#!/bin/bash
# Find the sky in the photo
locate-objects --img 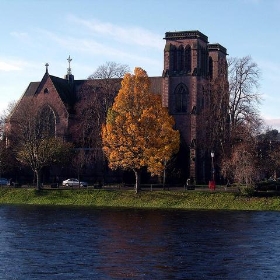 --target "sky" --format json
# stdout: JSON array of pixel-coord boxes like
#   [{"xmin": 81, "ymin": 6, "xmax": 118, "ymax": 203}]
[{"xmin": 1, "ymin": 0, "xmax": 280, "ymax": 130}]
